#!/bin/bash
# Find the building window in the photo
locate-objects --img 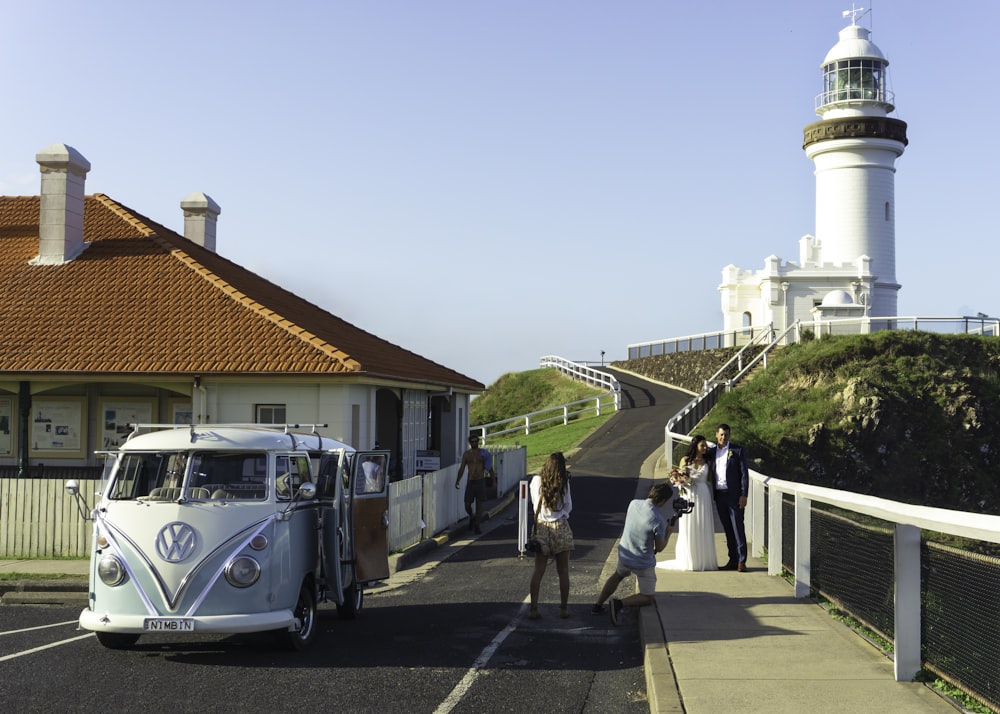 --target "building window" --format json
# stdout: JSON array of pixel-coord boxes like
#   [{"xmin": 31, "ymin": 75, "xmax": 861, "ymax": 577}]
[
  {"xmin": 885, "ymin": 201, "xmax": 891, "ymax": 221},
  {"xmin": 256, "ymin": 404, "xmax": 286, "ymax": 424}
]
